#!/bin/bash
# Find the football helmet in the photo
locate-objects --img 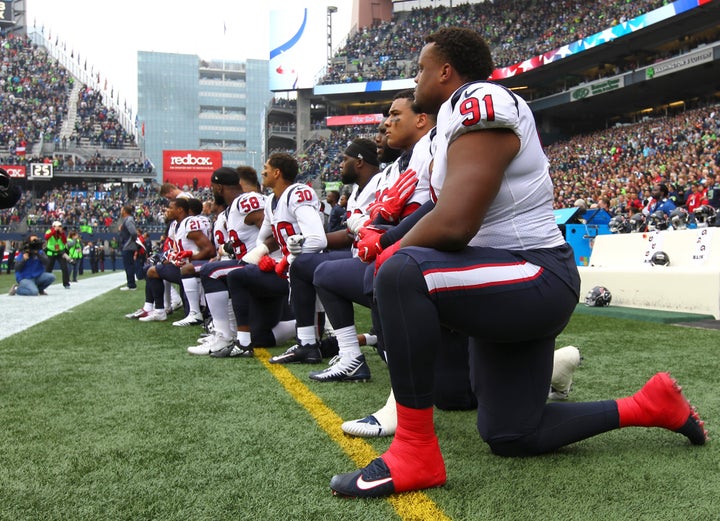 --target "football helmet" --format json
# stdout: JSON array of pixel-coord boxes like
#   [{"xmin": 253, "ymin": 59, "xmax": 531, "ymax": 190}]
[
  {"xmin": 646, "ymin": 210, "xmax": 669, "ymax": 231},
  {"xmin": 669, "ymin": 207, "xmax": 690, "ymax": 230},
  {"xmin": 584, "ymin": 286, "xmax": 612, "ymax": 307},
  {"xmin": 608, "ymin": 215, "xmax": 631, "ymax": 234},
  {"xmin": 628, "ymin": 213, "xmax": 646, "ymax": 233},
  {"xmin": 650, "ymin": 251, "xmax": 670, "ymax": 266},
  {"xmin": 693, "ymin": 205, "xmax": 717, "ymax": 227}
]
